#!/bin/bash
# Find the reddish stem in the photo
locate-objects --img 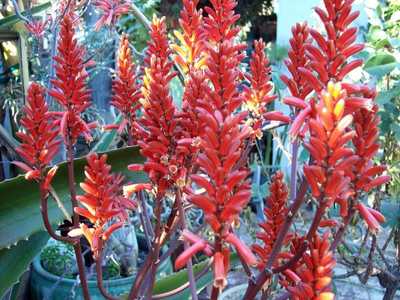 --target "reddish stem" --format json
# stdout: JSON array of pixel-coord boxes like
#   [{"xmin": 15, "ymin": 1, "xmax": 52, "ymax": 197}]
[
  {"xmin": 144, "ymin": 195, "xmax": 163, "ymax": 298},
  {"xmin": 39, "ymin": 185, "xmax": 76, "ymax": 243},
  {"xmin": 176, "ymin": 189, "xmax": 198, "ymax": 300},
  {"xmin": 66, "ymin": 140, "xmax": 91, "ymax": 300},
  {"xmin": 96, "ymin": 246, "xmax": 119, "ymax": 300},
  {"xmin": 210, "ymin": 286, "xmax": 220, "ymax": 300}
]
